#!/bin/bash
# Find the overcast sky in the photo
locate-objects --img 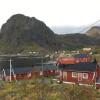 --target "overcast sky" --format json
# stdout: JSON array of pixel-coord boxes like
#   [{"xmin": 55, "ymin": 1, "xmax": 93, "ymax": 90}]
[{"xmin": 0, "ymin": 0, "xmax": 100, "ymax": 29}]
